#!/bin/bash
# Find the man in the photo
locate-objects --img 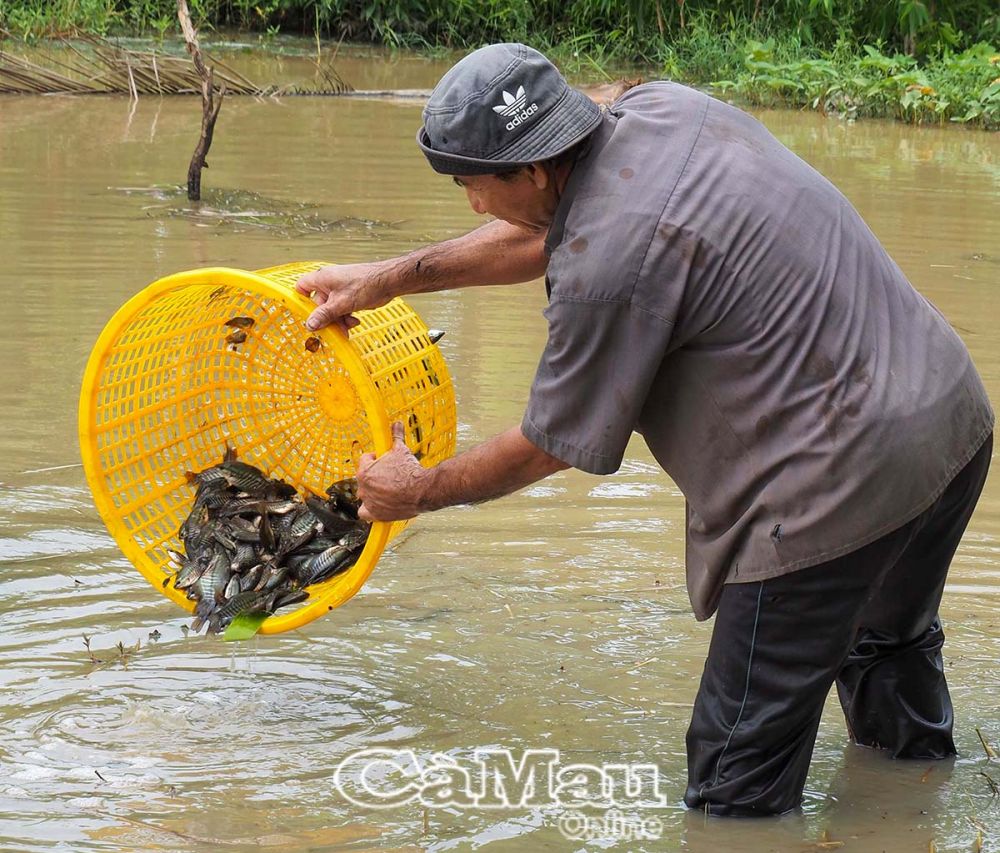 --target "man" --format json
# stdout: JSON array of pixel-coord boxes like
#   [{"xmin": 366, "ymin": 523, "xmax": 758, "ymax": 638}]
[{"xmin": 296, "ymin": 43, "xmax": 994, "ymax": 816}]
